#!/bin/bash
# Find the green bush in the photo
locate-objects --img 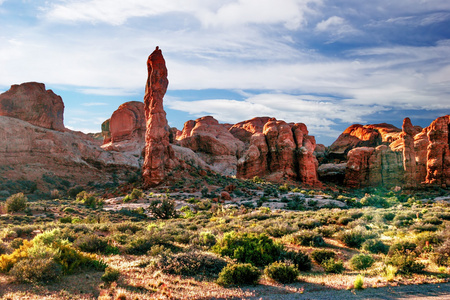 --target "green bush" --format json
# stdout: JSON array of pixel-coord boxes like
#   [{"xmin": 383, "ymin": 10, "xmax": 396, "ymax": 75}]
[
  {"xmin": 5, "ymin": 193, "xmax": 27, "ymax": 213},
  {"xmin": 151, "ymin": 250, "xmax": 228, "ymax": 277},
  {"xmin": 354, "ymin": 274, "xmax": 364, "ymax": 290},
  {"xmin": 213, "ymin": 232, "xmax": 283, "ymax": 267},
  {"xmin": 130, "ymin": 188, "xmax": 143, "ymax": 200},
  {"xmin": 360, "ymin": 195, "xmax": 388, "ymax": 208},
  {"xmin": 386, "ymin": 253, "xmax": 425, "ymax": 275},
  {"xmin": 282, "ymin": 250, "xmax": 312, "ymax": 272},
  {"xmin": 68, "ymin": 186, "xmax": 84, "ymax": 198},
  {"xmin": 9, "ymin": 257, "xmax": 62, "ymax": 284},
  {"xmin": 349, "ymin": 254, "xmax": 375, "ymax": 270},
  {"xmin": 321, "ymin": 258, "xmax": 344, "ymax": 273},
  {"xmin": 264, "ymin": 262, "xmax": 299, "ymax": 283},
  {"xmin": 288, "ymin": 230, "xmax": 325, "ymax": 247},
  {"xmin": 147, "ymin": 198, "xmax": 178, "ymax": 219},
  {"xmin": 101, "ymin": 267, "xmax": 120, "ymax": 284},
  {"xmin": 388, "ymin": 241, "xmax": 417, "ymax": 256},
  {"xmin": 311, "ymin": 249, "xmax": 336, "ymax": 265},
  {"xmin": 10, "ymin": 238, "xmax": 24, "ymax": 250},
  {"xmin": 216, "ymin": 263, "xmax": 260, "ymax": 286},
  {"xmin": 432, "ymin": 240, "xmax": 450, "ymax": 266},
  {"xmin": 337, "ymin": 227, "xmax": 373, "ymax": 249},
  {"xmin": 361, "ymin": 239, "xmax": 389, "ymax": 254},
  {"xmin": 124, "ymin": 231, "xmax": 174, "ymax": 255},
  {"xmin": 73, "ymin": 234, "xmax": 109, "ymax": 254}
]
